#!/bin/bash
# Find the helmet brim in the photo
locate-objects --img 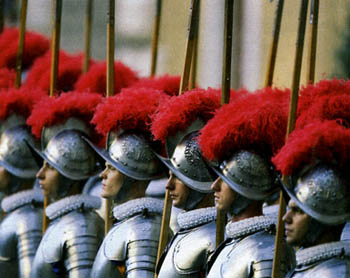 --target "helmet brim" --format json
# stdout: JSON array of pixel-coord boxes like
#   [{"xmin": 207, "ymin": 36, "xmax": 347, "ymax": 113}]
[
  {"xmin": 83, "ymin": 137, "xmax": 164, "ymax": 181},
  {"xmin": 154, "ymin": 152, "xmax": 213, "ymax": 193},
  {"xmin": 282, "ymin": 178, "xmax": 350, "ymax": 225},
  {"xmin": 211, "ymin": 165, "xmax": 276, "ymax": 201}
]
